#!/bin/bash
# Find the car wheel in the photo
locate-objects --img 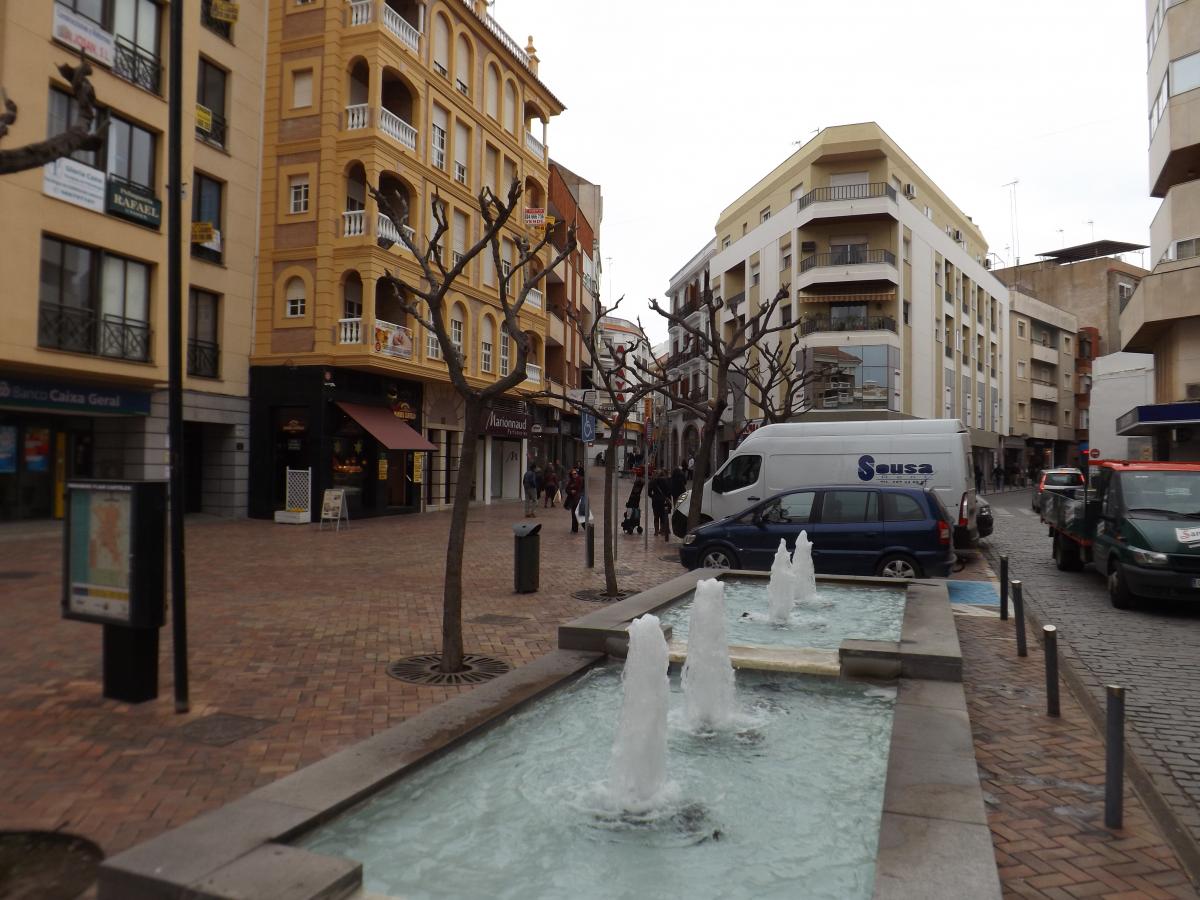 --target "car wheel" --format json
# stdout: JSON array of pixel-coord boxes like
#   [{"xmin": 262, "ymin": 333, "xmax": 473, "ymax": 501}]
[
  {"xmin": 699, "ymin": 546, "xmax": 737, "ymax": 570},
  {"xmin": 1107, "ymin": 561, "xmax": 1136, "ymax": 610},
  {"xmin": 876, "ymin": 554, "xmax": 922, "ymax": 579},
  {"xmin": 1053, "ymin": 534, "xmax": 1083, "ymax": 572}
]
